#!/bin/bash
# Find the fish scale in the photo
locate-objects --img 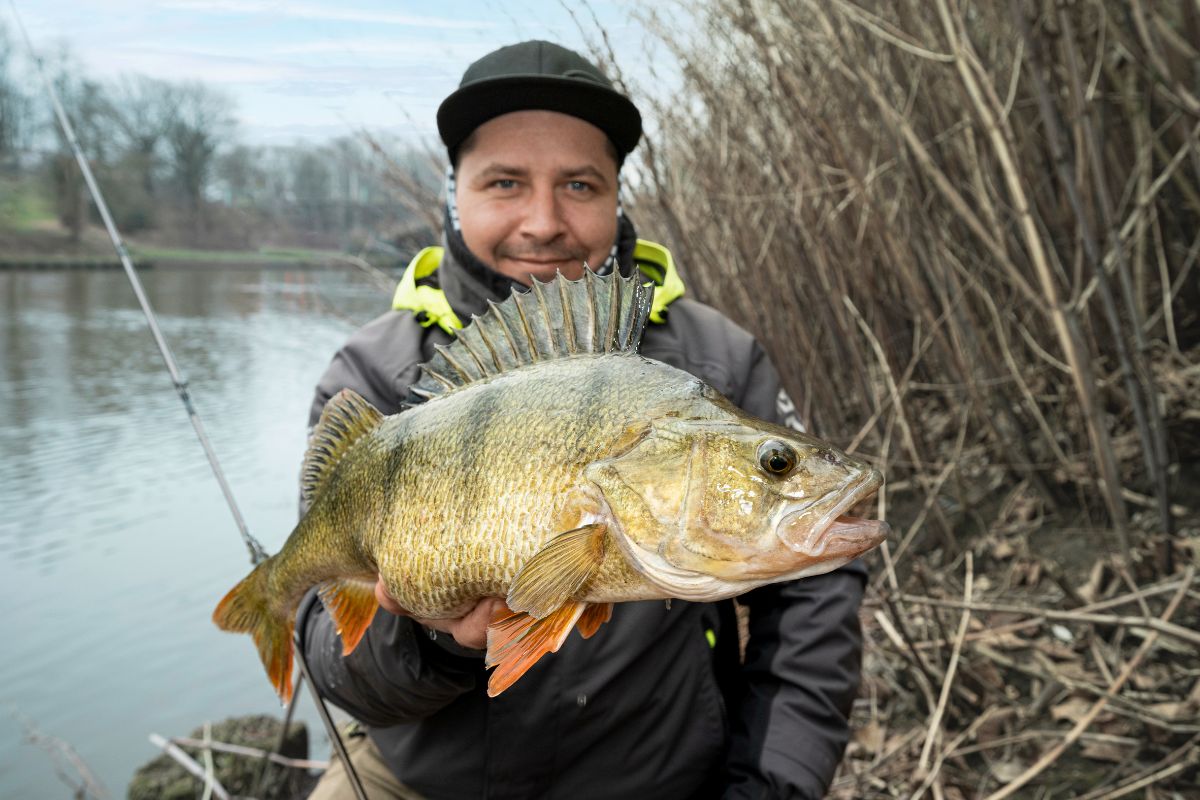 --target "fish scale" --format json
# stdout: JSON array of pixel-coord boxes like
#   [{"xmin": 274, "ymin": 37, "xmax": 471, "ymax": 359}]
[{"xmin": 213, "ymin": 270, "xmax": 889, "ymax": 700}]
